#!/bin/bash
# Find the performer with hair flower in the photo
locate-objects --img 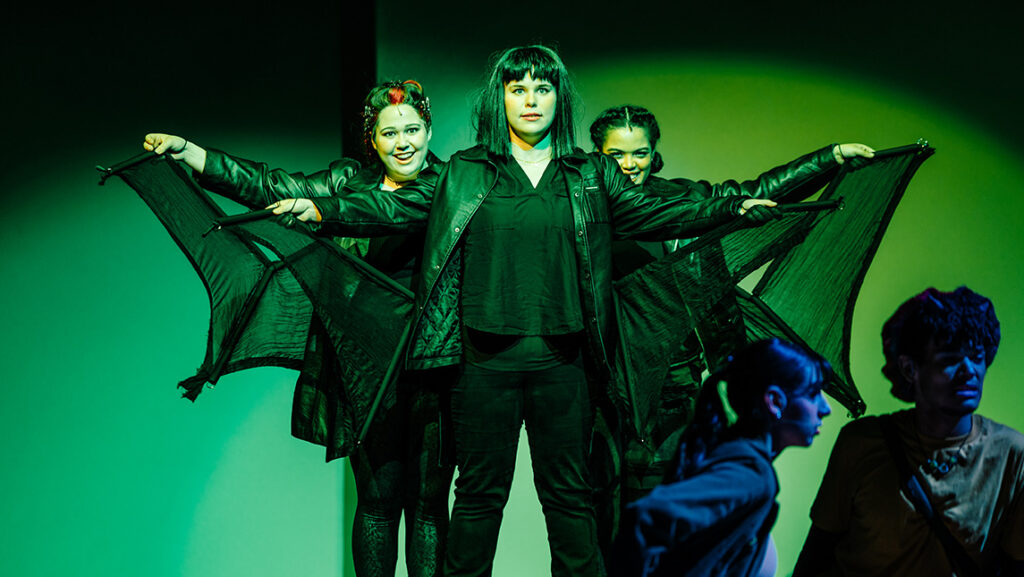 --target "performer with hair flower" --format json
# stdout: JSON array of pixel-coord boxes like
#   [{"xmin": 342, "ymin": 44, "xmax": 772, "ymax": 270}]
[{"xmin": 145, "ymin": 79, "xmax": 454, "ymax": 577}]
